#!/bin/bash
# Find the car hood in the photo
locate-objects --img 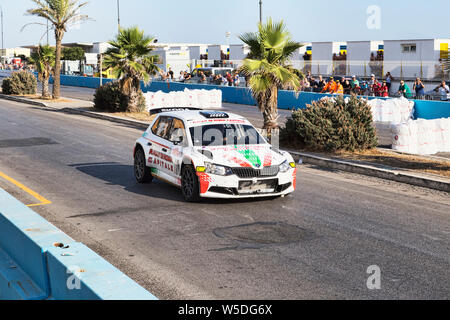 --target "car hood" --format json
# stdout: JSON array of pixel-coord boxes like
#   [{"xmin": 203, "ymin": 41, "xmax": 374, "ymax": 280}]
[{"xmin": 197, "ymin": 145, "xmax": 287, "ymax": 168}]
